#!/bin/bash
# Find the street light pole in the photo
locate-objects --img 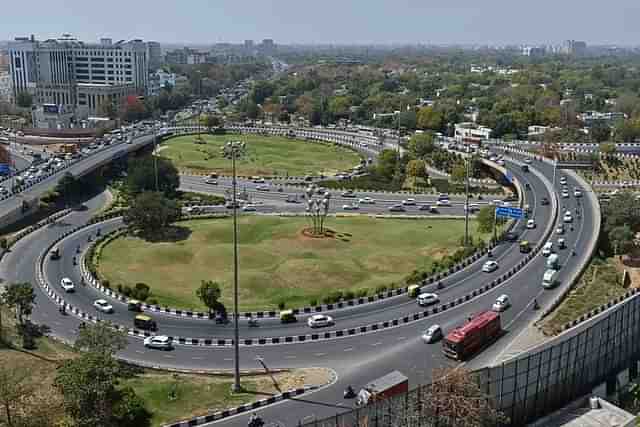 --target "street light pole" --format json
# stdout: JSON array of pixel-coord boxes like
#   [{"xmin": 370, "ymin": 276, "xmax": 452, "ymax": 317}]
[
  {"xmin": 153, "ymin": 128, "xmax": 159, "ymax": 192},
  {"xmin": 224, "ymin": 141, "xmax": 246, "ymax": 393},
  {"xmin": 464, "ymin": 148, "xmax": 471, "ymax": 246}
]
